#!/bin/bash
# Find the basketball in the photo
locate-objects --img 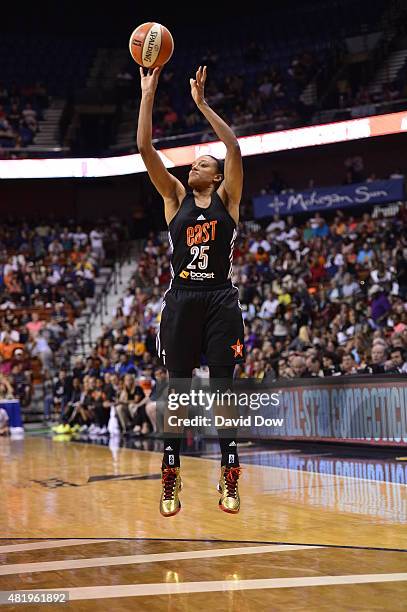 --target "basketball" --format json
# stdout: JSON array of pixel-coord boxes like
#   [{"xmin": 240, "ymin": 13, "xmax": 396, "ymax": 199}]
[{"xmin": 129, "ymin": 22, "xmax": 174, "ymax": 68}]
